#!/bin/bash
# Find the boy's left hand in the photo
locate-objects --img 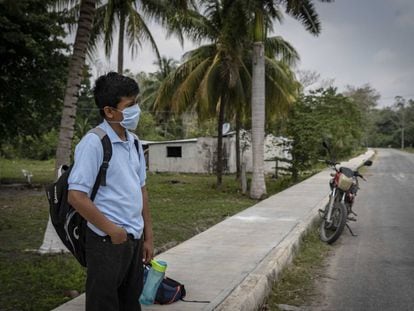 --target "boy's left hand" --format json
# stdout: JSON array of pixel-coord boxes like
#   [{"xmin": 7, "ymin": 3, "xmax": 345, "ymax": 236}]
[{"xmin": 143, "ymin": 239, "xmax": 154, "ymax": 264}]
